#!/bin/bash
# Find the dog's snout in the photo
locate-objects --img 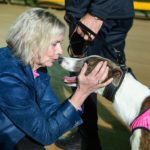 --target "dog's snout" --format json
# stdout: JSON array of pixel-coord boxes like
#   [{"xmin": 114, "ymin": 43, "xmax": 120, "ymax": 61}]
[{"xmin": 58, "ymin": 57, "xmax": 63, "ymax": 64}]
